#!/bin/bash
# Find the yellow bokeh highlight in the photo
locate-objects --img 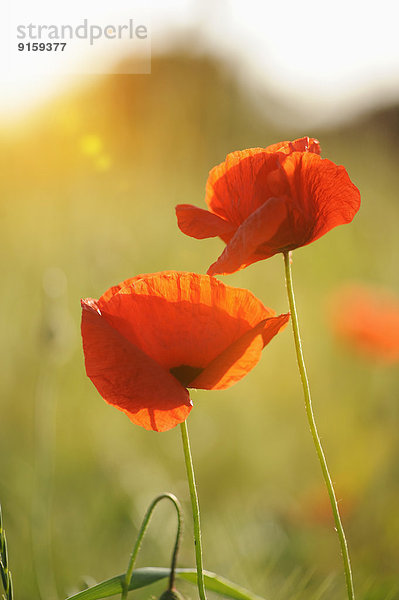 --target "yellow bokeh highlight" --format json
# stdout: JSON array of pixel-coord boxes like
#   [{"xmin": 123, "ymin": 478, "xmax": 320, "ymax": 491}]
[{"xmin": 80, "ymin": 134, "xmax": 103, "ymax": 156}]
